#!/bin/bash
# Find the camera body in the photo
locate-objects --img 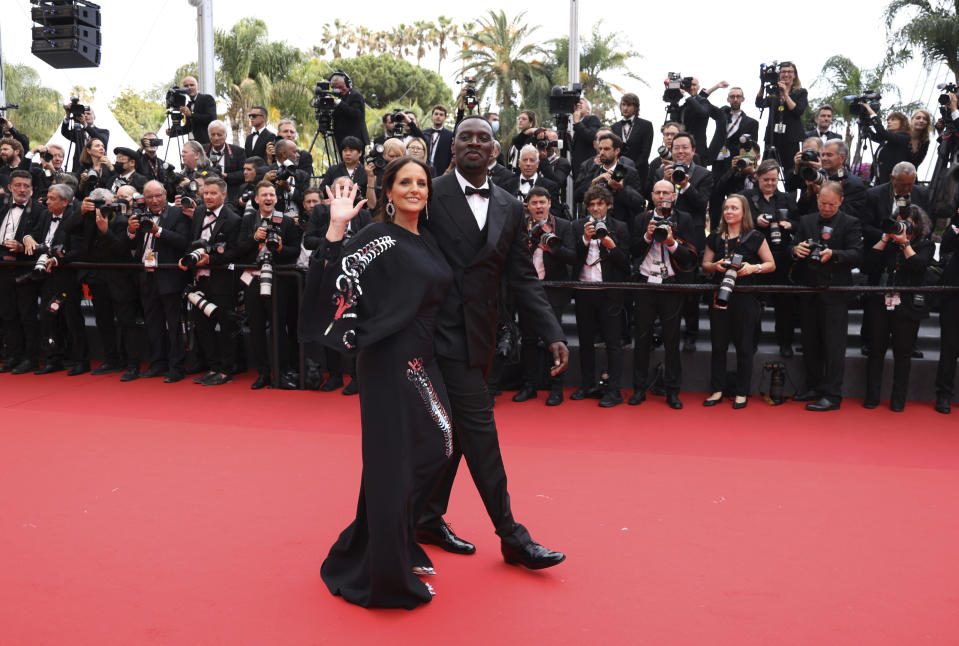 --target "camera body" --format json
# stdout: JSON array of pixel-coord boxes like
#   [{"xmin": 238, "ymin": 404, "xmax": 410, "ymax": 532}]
[
  {"xmin": 761, "ymin": 209, "xmax": 789, "ymax": 247},
  {"xmin": 457, "ymin": 75, "xmax": 479, "ymax": 111},
  {"xmin": 759, "ymin": 61, "xmax": 781, "ymax": 92},
  {"xmin": 548, "ymin": 84, "xmax": 583, "ymax": 116},
  {"xmin": 181, "ymin": 240, "xmax": 211, "ymax": 269},
  {"xmin": 662, "ymin": 72, "xmax": 693, "ymax": 104},
  {"xmin": 844, "ymin": 92, "xmax": 881, "ymax": 118},
  {"xmin": 937, "ymin": 82, "xmax": 958, "ymax": 106},
  {"xmin": 715, "ymin": 253, "xmax": 744, "ymax": 309},
  {"xmin": 65, "ymin": 96, "xmax": 87, "ymax": 120},
  {"xmin": 651, "ymin": 213, "xmax": 674, "ymax": 243},
  {"xmin": 529, "ymin": 219, "xmax": 559, "ymax": 251},
  {"xmin": 882, "ymin": 215, "xmax": 914, "ymax": 237},
  {"xmin": 734, "ymin": 152, "xmax": 757, "ymax": 172},
  {"xmin": 366, "ymin": 143, "xmax": 387, "ymax": 171},
  {"xmin": 264, "ymin": 211, "xmax": 285, "ymax": 253},
  {"xmin": 671, "ymin": 162, "xmax": 690, "ymax": 184},
  {"xmin": 313, "ymin": 80, "xmax": 336, "ymax": 133},
  {"xmin": 589, "ymin": 217, "xmax": 609, "ymax": 240},
  {"xmin": 806, "ymin": 238, "xmax": 825, "ymax": 263},
  {"xmin": 657, "ymin": 145, "xmax": 672, "ymax": 161}
]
